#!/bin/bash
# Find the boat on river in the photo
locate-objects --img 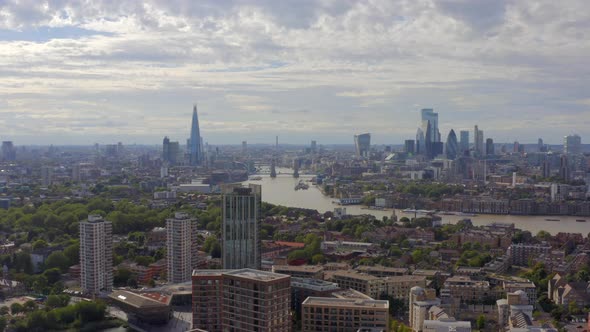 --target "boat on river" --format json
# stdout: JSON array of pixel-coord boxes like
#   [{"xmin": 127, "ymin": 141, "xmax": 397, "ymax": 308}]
[
  {"xmin": 576, "ymin": 219, "xmax": 587, "ymax": 222},
  {"xmin": 545, "ymin": 218, "xmax": 560, "ymax": 221}
]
